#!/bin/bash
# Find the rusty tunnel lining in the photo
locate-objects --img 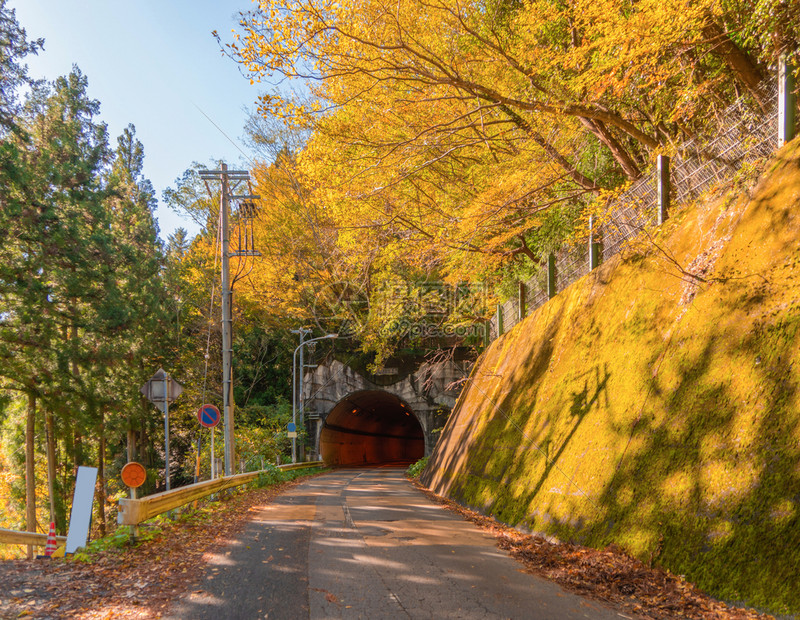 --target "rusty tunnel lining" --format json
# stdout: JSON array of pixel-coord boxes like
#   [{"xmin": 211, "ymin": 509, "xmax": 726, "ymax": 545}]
[{"xmin": 320, "ymin": 389, "xmax": 425, "ymax": 466}]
